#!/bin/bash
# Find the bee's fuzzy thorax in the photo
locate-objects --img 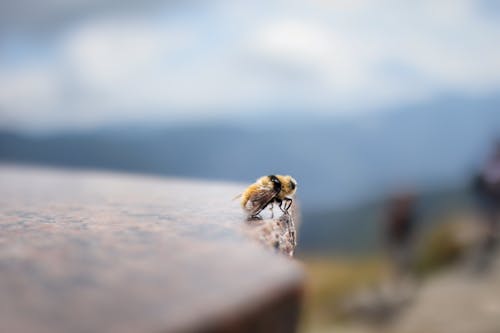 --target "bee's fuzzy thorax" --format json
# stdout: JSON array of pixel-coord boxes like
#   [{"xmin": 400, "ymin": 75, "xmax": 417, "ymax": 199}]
[{"xmin": 257, "ymin": 175, "xmax": 273, "ymax": 187}]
